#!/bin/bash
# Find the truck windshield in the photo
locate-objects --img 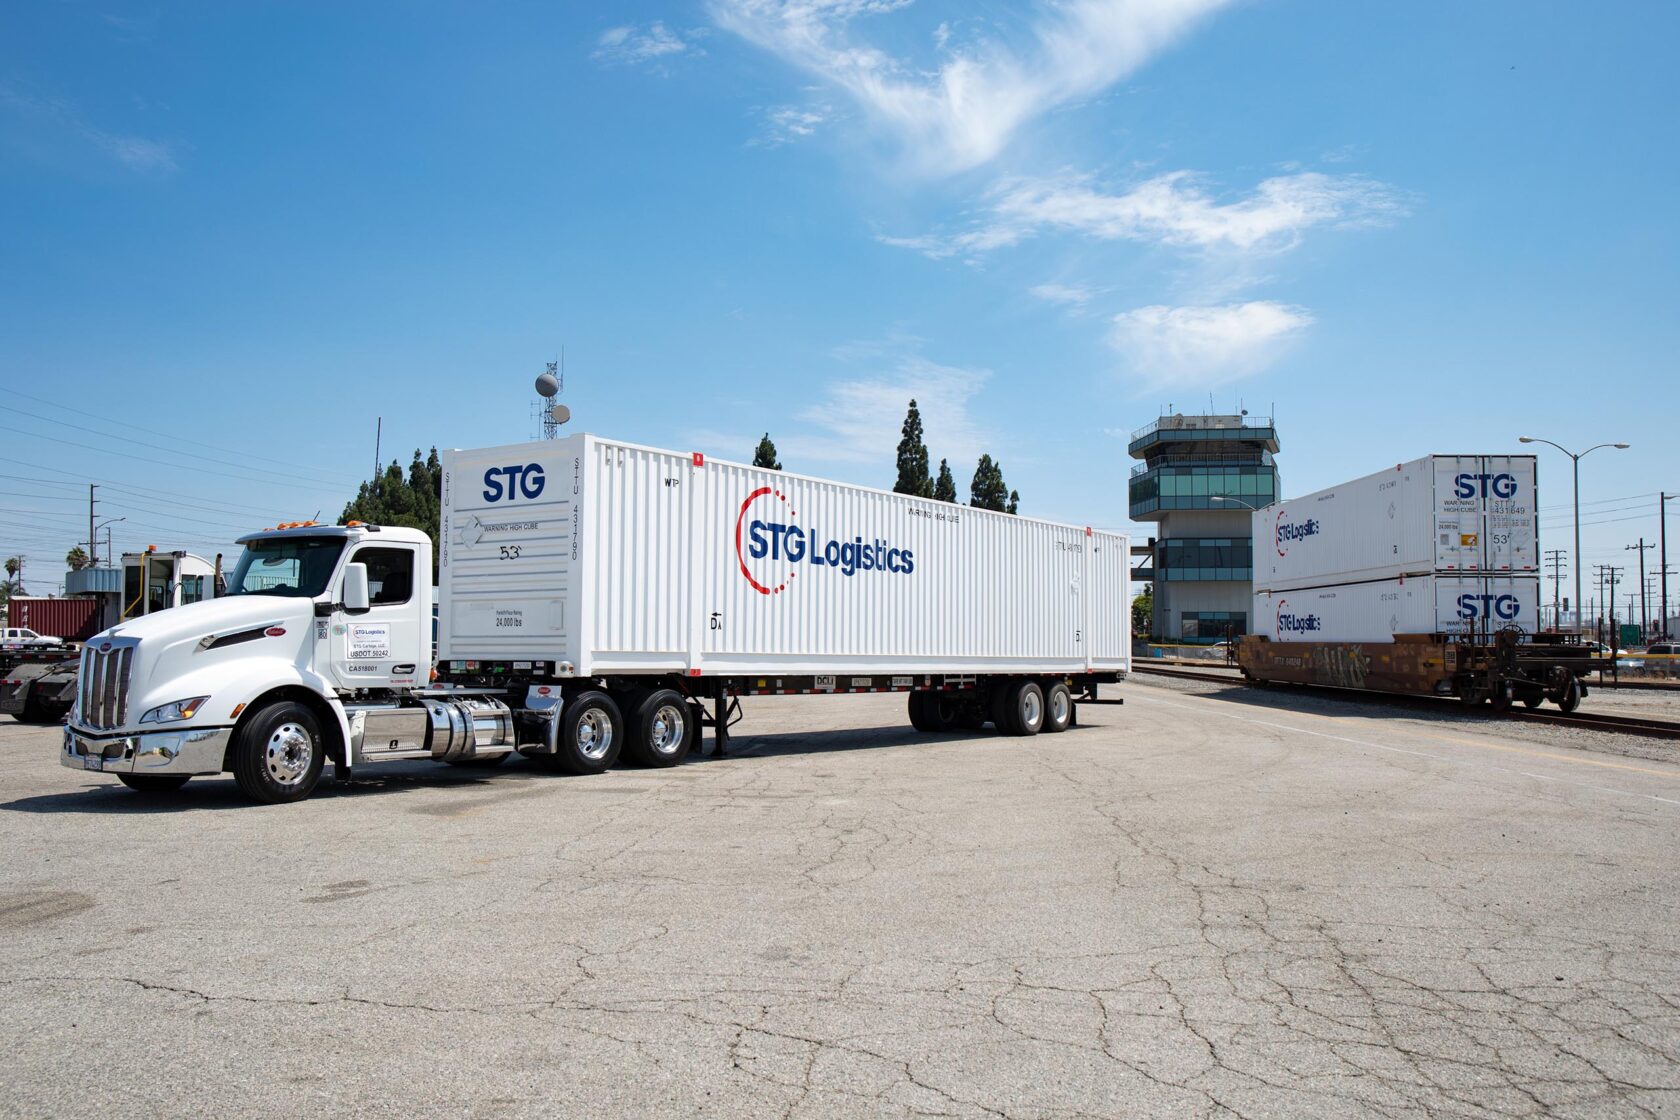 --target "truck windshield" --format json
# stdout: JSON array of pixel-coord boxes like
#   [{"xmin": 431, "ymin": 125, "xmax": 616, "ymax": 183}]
[{"xmin": 225, "ymin": 537, "xmax": 347, "ymax": 599}]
